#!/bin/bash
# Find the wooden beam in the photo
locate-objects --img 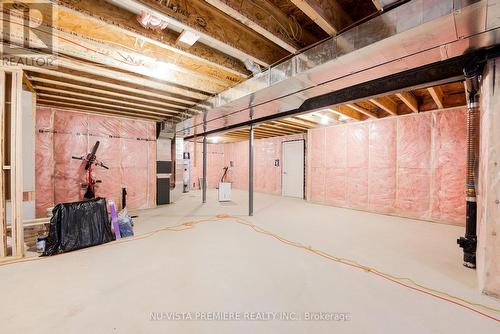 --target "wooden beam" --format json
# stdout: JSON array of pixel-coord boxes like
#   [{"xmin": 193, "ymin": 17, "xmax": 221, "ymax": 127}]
[
  {"xmin": 257, "ymin": 124, "xmax": 296, "ymax": 135},
  {"xmin": 0, "ymin": 70, "xmax": 6, "ymax": 257},
  {"xmin": 289, "ymin": 0, "xmax": 351, "ymax": 35},
  {"xmin": 37, "ymin": 100, "xmax": 164, "ymax": 121},
  {"xmin": 345, "ymin": 104, "xmax": 378, "ymax": 119},
  {"xmin": 372, "ymin": 1, "xmax": 382, "ymax": 11},
  {"xmin": 289, "ymin": 116, "xmax": 318, "ymax": 127},
  {"xmin": 269, "ymin": 121, "xmax": 306, "ymax": 132},
  {"xmin": 120, "ymin": 0, "xmax": 290, "ymax": 66},
  {"xmin": 38, "ymin": 94, "xmax": 176, "ymax": 120},
  {"xmin": 1, "ymin": 15, "xmax": 228, "ymax": 95},
  {"xmin": 22, "ymin": 73, "xmax": 35, "ymax": 95},
  {"xmin": 34, "ymin": 87, "xmax": 186, "ymax": 116},
  {"xmin": 295, "ymin": 115, "xmax": 320, "ymax": 125},
  {"xmin": 204, "ymin": 0, "xmax": 317, "ymax": 52},
  {"xmin": 25, "ymin": 65, "xmax": 200, "ymax": 105},
  {"xmin": 57, "ymin": 0, "xmax": 249, "ymax": 77},
  {"xmin": 427, "ymin": 86, "xmax": 445, "ymax": 109},
  {"xmin": 29, "ymin": 76, "xmax": 192, "ymax": 110},
  {"xmin": 396, "ymin": 91, "xmax": 419, "ymax": 113},
  {"xmin": 331, "ymin": 105, "xmax": 364, "ymax": 120},
  {"xmin": 369, "ymin": 97, "xmax": 398, "ymax": 116},
  {"xmin": 10, "ymin": 70, "xmax": 24, "ymax": 257},
  {"xmin": 277, "ymin": 120, "xmax": 311, "ymax": 130}
]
